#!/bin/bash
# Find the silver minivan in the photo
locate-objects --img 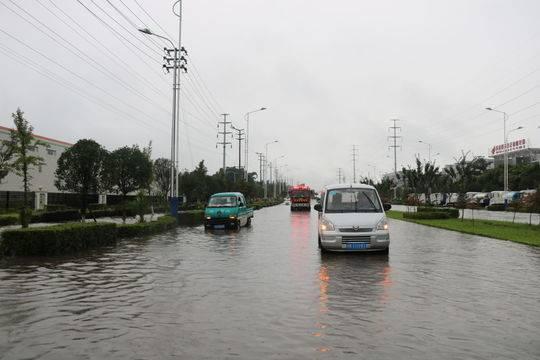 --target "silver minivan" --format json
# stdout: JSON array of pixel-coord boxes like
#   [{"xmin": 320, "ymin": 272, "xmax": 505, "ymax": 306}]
[{"xmin": 314, "ymin": 184, "xmax": 391, "ymax": 253}]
